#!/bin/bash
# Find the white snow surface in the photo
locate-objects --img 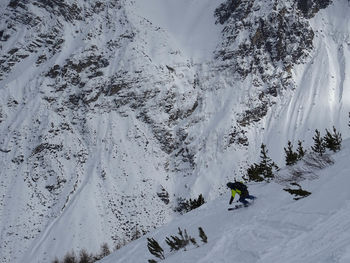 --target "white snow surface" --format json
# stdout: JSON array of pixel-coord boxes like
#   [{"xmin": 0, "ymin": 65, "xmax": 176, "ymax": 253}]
[
  {"xmin": 100, "ymin": 139, "xmax": 350, "ymax": 263},
  {"xmin": 131, "ymin": 0, "xmax": 224, "ymax": 62},
  {"xmin": 259, "ymin": 0, "xmax": 350, "ymax": 162}
]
